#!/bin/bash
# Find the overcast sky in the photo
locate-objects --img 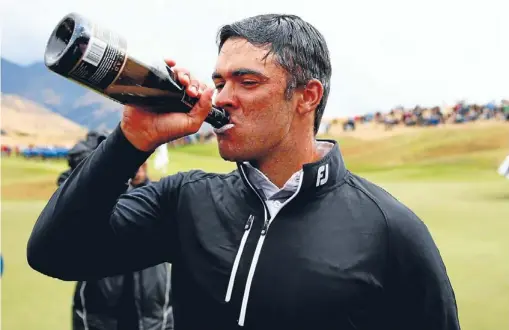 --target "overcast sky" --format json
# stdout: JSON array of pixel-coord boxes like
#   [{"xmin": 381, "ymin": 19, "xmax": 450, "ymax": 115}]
[{"xmin": 1, "ymin": 0, "xmax": 508, "ymax": 118}]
